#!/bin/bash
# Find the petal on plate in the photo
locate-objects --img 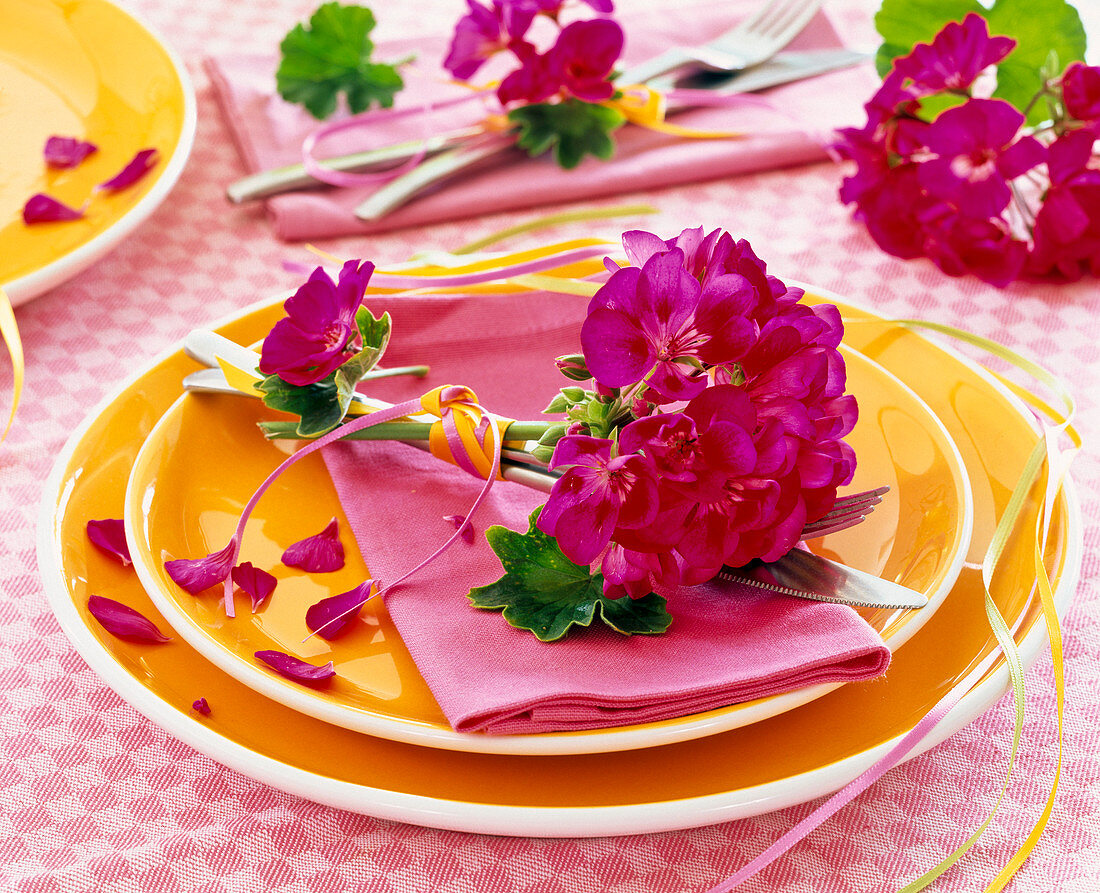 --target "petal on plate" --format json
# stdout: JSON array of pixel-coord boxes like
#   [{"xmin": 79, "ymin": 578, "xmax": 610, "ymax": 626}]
[
  {"xmin": 22, "ymin": 193, "xmax": 85, "ymax": 224},
  {"xmin": 191, "ymin": 697, "xmax": 211, "ymax": 716},
  {"xmin": 44, "ymin": 135, "xmax": 98, "ymax": 169},
  {"xmin": 165, "ymin": 540, "xmax": 237, "ymax": 594},
  {"xmin": 281, "ymin": 518, "xmax": 345, "ymax": 572},
  {"xmin": 304, "ymin": 580, "xmax": 375, "ymax": 640},
  {"xmin": 87, "ymin": 595, "xmax": 171, "ymax": 643},
  {"xmin": 254, "ymin": 650, "xmax": 336, "ymax": 686},
  {"xmin": 231, "ymin": 561, "xmax": 278, "ymax": 612},
  {"xmin": 86, "ymin": 518, "xmax": 132, "ymax": 566},
  {"xmin": 98, "ymin": 148, "xmax": 159, "ymax": 191}
]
